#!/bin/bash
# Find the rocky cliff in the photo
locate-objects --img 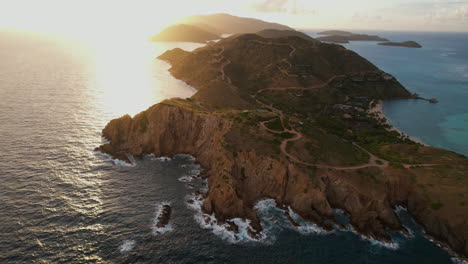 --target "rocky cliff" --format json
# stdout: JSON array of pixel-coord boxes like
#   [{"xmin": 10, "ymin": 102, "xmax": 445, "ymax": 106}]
[
  {"xmin": 98, "ymin": 33, "xmax": 468, "ymax": 259},
  {"xmin": 98, "ymin": 99, "xmax": 468, "ymax": 258}
]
